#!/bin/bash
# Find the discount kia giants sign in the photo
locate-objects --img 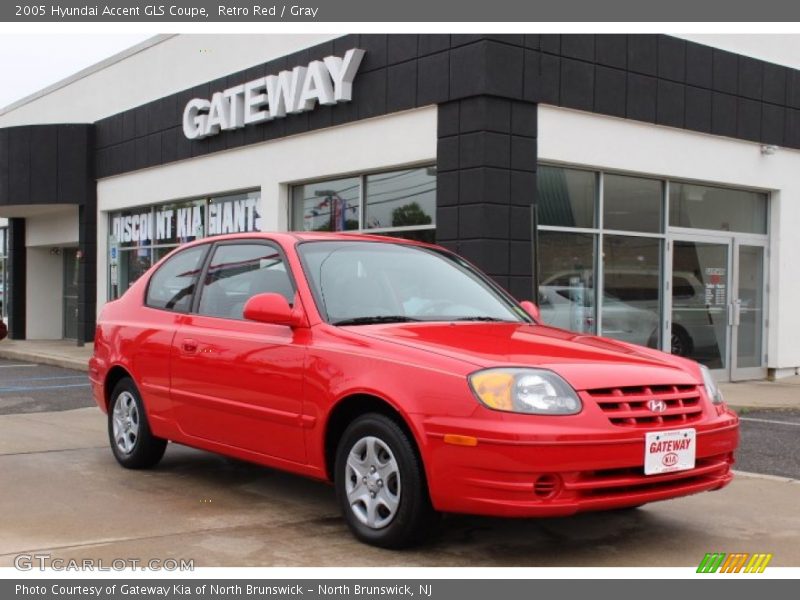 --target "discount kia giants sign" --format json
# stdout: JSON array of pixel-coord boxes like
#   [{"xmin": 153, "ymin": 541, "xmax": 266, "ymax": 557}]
[
  {"xmin": 182, "ymin": 48, "xmax": 365, "ymax": 140},
  {"xmin": 110, "ymin": 193, "xmax": 262, "ymax": 247}
]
